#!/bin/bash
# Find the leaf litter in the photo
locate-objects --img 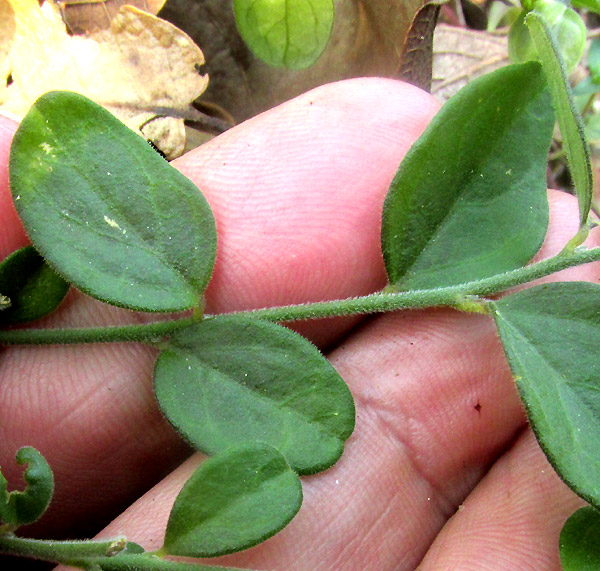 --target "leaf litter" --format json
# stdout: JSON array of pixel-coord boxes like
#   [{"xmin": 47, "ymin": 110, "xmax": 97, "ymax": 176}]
[{"xmin": 0, "ymin": 0, "xmax": 208, "ymax": 159}]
